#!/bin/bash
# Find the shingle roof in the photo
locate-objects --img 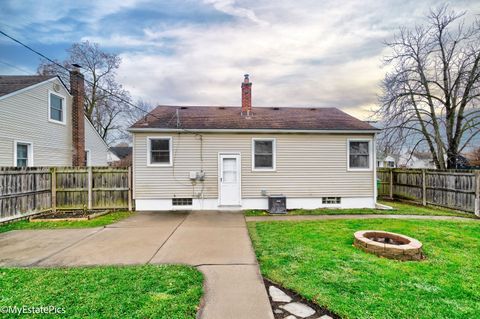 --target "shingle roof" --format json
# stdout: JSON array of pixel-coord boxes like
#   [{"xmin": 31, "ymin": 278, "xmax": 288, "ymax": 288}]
[
  {"xmin": 130, "ymin": 105, "xmax": 378, "ymax": 131},
  {"xmin": 0, "ymin": 75, "xmax": 57, "ymax": 97},
  {"xmin": 109, "ymin": 146, "xmax": 132, "ymax": 159}
]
